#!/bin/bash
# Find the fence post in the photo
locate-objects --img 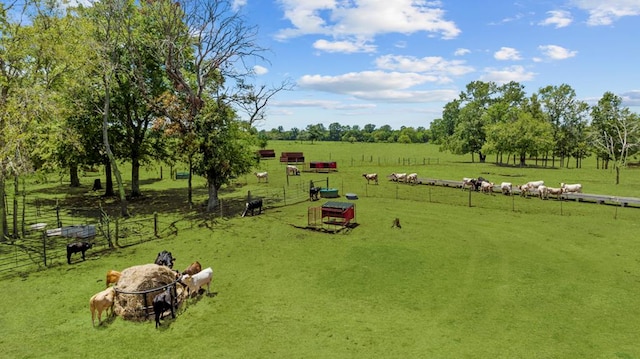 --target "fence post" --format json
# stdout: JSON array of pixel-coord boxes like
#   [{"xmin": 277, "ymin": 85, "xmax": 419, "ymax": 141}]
[
  {"xmin": 55, "ymin": 200, "xmax": 62, "ymax": 228},
  {"xmin": 115, "ymin": 217, "xmax": 120, "ymax": 247},
  {"xmin": 154, "ymin": 212, "xmax": 158, "ymax": 237},
  {"xmin": 42, "ymin": 231, "xmax": 47, "ymax": 267},
  {"xmin": 283, "ymin": 187, "xmax": 287, "ymax": 206},
  {"xmin": 468, "ymin": 188, "xmax": 472, "ymax": 207}
]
